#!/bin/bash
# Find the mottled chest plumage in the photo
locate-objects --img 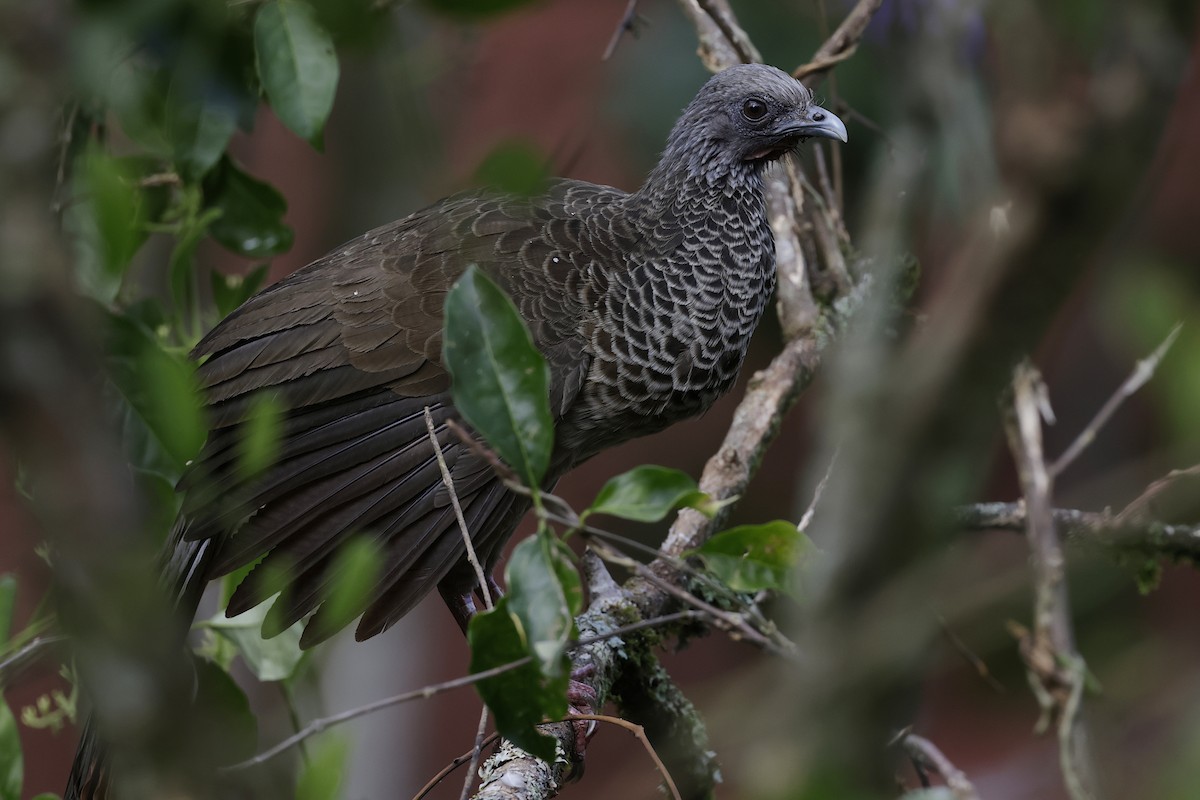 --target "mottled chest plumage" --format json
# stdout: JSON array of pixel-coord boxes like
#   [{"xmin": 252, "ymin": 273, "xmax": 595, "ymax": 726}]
[{"xmin": 555, "ymin": 179, "xmax": 777, "ymax": 461}]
